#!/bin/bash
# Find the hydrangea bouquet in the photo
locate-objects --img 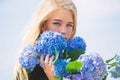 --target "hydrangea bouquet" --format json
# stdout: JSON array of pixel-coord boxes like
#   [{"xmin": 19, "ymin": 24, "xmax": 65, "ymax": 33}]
[
  {"xmin": 19, "ymin": 30, "xmax": 67, "ymax": 73},
  {"xmin": 35, "ymin": 30, "xmax": 67, "ymax": 58},
  {"xmin": 19, "ymin": 45, "xmax": 39, "ymax": 72},
  {"xmin": 63, "ymin": 53, "xmax": 106, "ymax": 80},
  {"xmin": 55, "ymin": 35, "xmax": 120, "ymax": 80},
  {"xmin": 19, "ymin": 30, "xmax": 120, "ymax": 80},
  {"xmin": 55, "ymin": 36, "xmax": 87, "ymax": 79}
]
